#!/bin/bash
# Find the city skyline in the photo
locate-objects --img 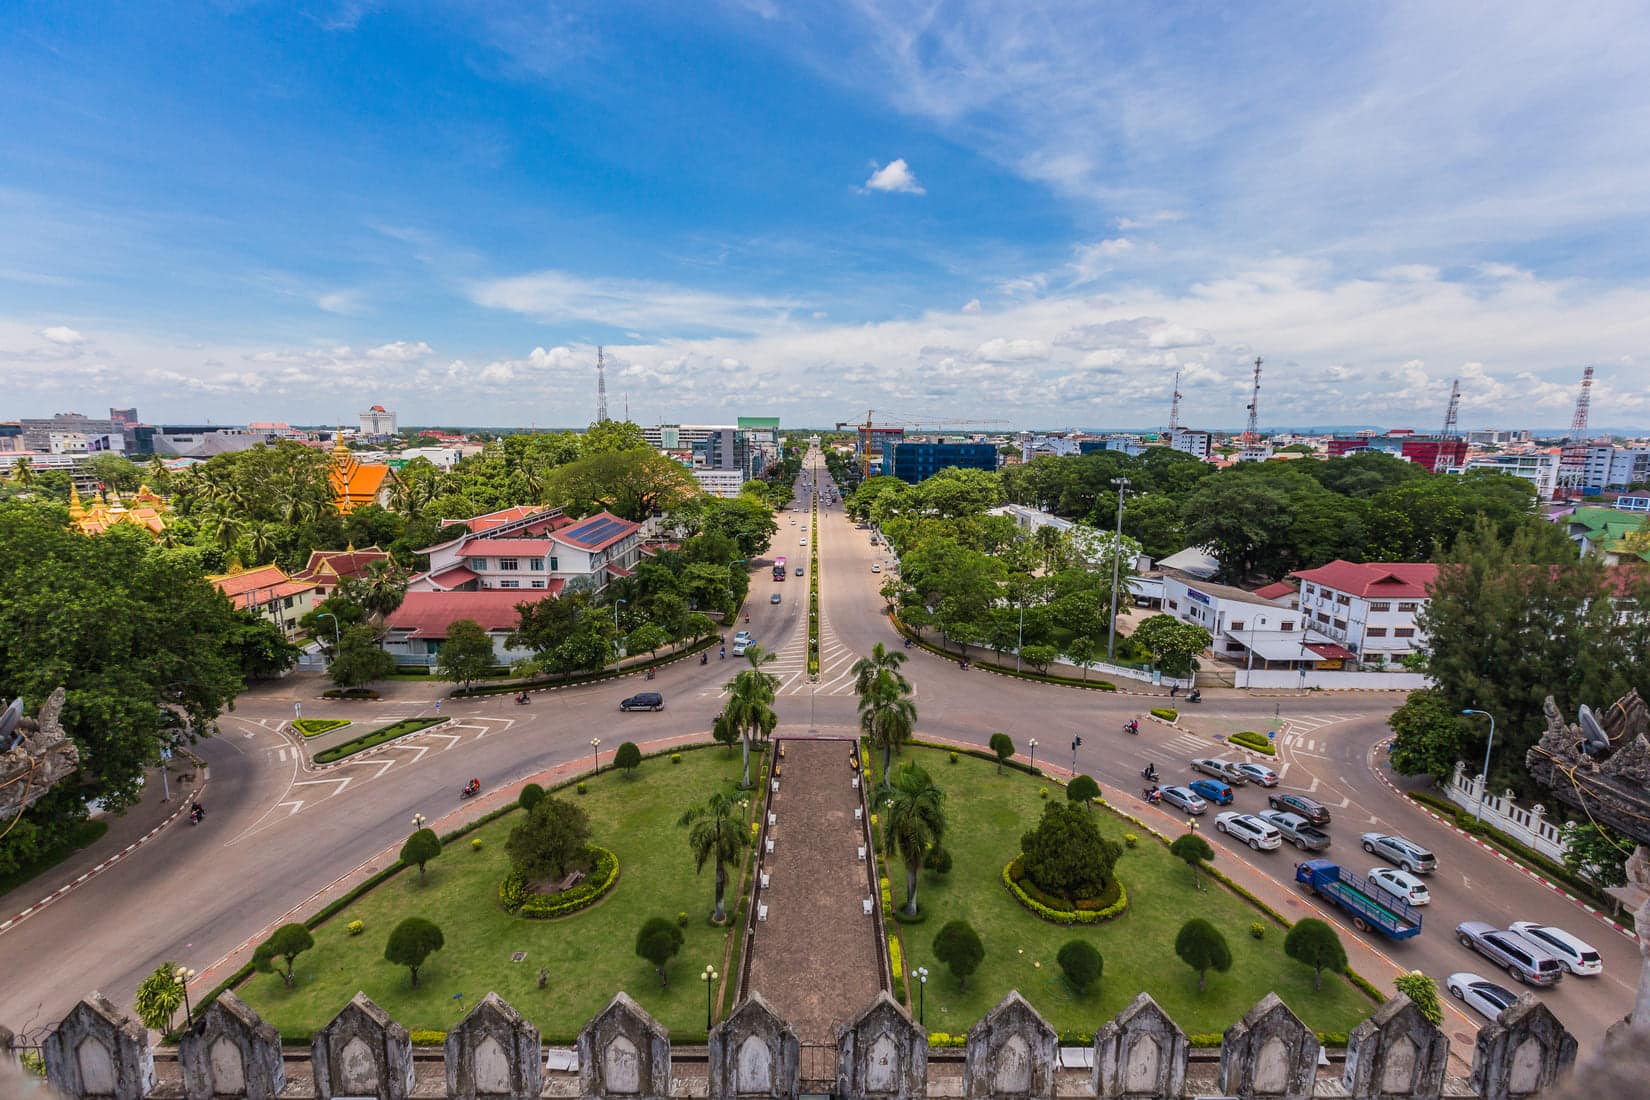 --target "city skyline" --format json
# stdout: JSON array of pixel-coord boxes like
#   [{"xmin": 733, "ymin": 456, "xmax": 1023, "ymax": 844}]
[{"xmin": 4, "ymin": 2, "xmax": 1649, "ymax": 427}]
